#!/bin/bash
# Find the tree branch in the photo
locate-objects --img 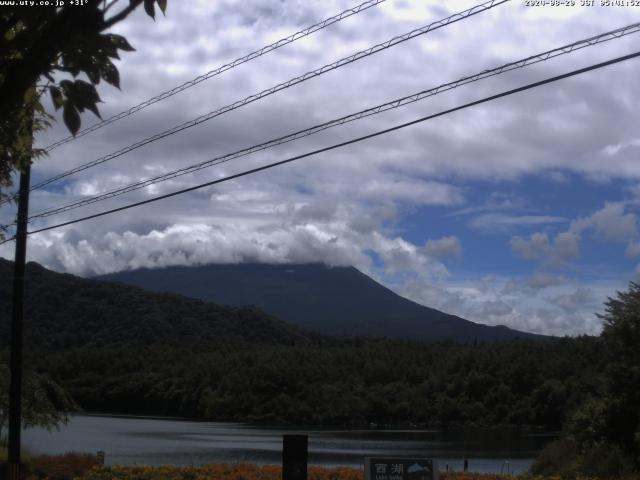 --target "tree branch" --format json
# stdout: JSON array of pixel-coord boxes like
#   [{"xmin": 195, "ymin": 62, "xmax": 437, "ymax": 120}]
[
  {"xmin": 103, "ymin": 0, "xmax": 121, "ymax": 14},
  {"xmin": 102, "ymin": 0, "xmax": 144, "ymax": 30},
  {"xmin": 0, "ymin": 8, "xmax": 80, "ymax": 123}
]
